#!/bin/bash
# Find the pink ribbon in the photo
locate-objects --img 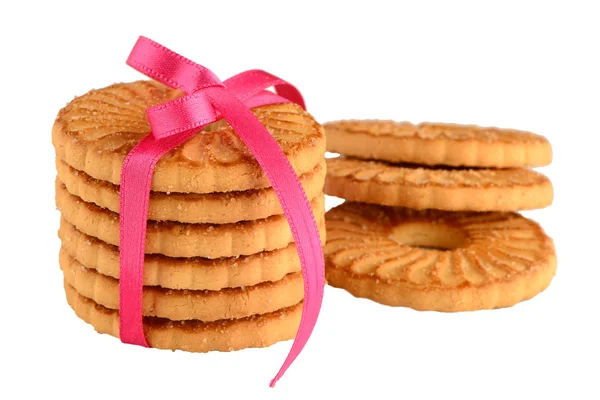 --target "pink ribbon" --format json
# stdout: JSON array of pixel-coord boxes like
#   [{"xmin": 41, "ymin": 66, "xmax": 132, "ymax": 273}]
[{"xmin": 119, "ymin": 36, "xmax": 325, "ymax": 387}]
